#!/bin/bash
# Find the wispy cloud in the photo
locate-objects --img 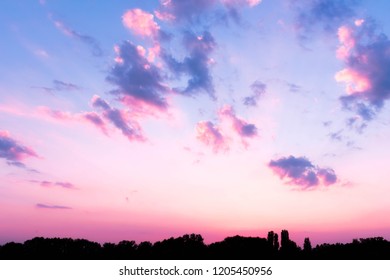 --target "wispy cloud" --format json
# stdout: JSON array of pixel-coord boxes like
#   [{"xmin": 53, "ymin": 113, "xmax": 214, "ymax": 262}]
[
  {"xmin": 51, "ymin": 17, "xmax": 103, "ymax": 57},
  {"xmin": 243, "ymin": 80, "xmax": 266, "ymax": 107},
  {"xmin": 30, "ymin": 180, "xmax": 77, "ymax": 189},
  {"xmin": 36, "ymin": 203, "xmax": 72, "ymax": 210}
]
